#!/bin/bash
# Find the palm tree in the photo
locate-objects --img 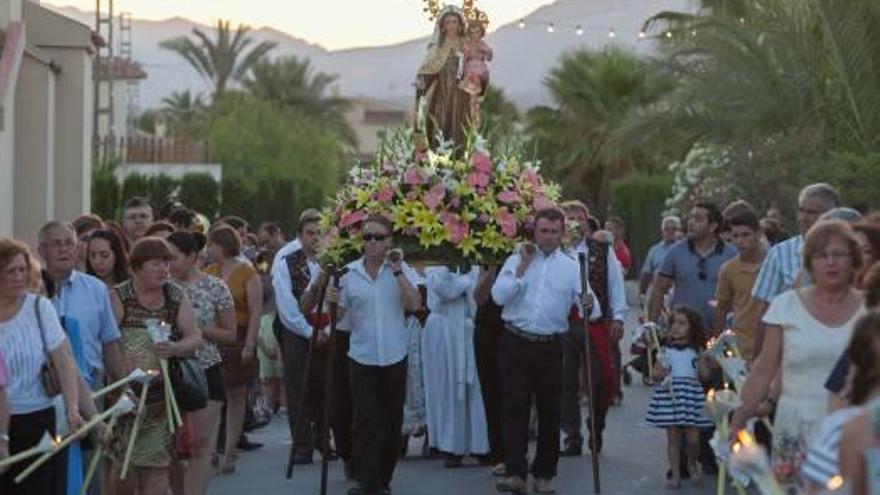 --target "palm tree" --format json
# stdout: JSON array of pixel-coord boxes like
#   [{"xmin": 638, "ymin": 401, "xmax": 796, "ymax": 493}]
[
  {"xmin": 479, "ymin": 85, "xmax": 520, "ymax": 143},
  {"xmin": 160, "ymin": 20, "xmax": 276, "ymax": 97},
  {"xmin": 243, "ymin": 55, "xmax": 357, "ymax": 147},
  {"xmin": 160, "ymin": 90, "xmax": 206, "ymax": 136},
  {"xmin": 525, "ymin": 47, "xmax": 671, "ymax": 210}
]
